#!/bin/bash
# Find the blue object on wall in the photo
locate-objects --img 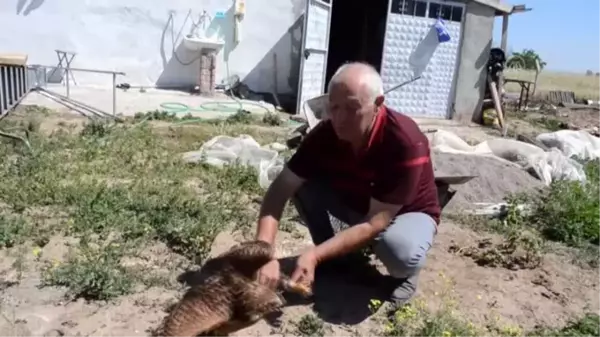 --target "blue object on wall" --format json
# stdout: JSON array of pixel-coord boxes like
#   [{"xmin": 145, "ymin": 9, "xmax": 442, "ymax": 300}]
[
  {"xmin": 434, "ymin": 18, "xmax": 451, "ymax": 43},
  {"xmin": 215, "ymin": 11, "xmax": 226, "ymax": 18}
]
